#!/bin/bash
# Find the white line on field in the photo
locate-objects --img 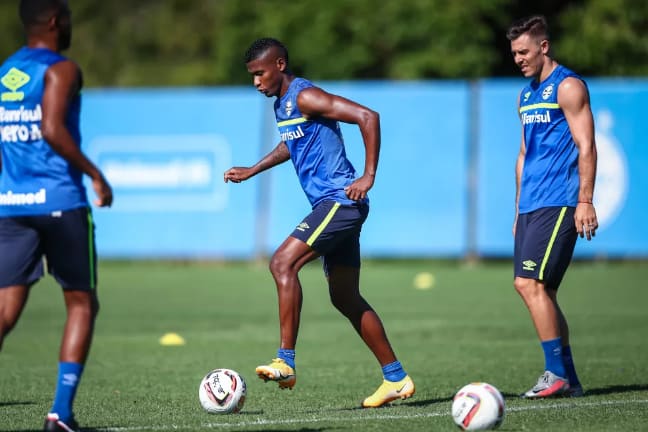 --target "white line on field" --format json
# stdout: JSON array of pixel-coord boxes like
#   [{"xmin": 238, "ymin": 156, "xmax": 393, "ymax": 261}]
[{"xmin": 96, "ymin": 399, "xmax": 648, "ymax": 431}]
